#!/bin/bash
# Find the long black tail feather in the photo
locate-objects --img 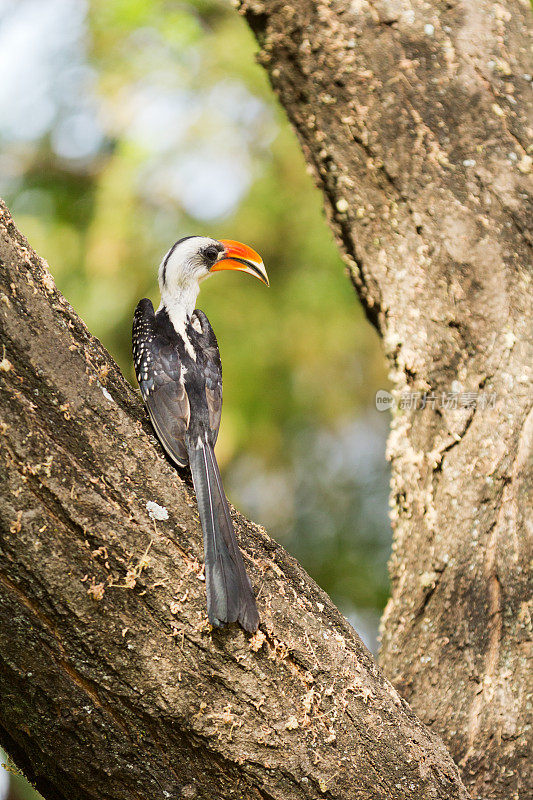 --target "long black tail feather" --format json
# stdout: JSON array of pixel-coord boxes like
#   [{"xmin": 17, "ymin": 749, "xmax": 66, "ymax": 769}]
[{"xmin": 188, "ymin": 440, "xmax": 259, "ymax": 633}]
